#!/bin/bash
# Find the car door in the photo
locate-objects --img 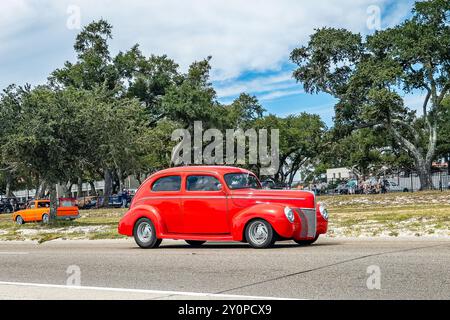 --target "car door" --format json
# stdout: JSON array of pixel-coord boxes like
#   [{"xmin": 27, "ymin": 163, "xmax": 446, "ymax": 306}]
[
  {"xmin": 23, "ymin": 201, "xmax": 36, "ymax": 222},
  {"xmin": 150, "ymin": 175, "xmax": 184, "ymax": 234},
  {"xmin": 36, "ymin": 201, "xmax": 50, "ymax": 221},
  {"xmin": 182, "ymin": 174, "xmax": 229, "ymax": 234}
]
